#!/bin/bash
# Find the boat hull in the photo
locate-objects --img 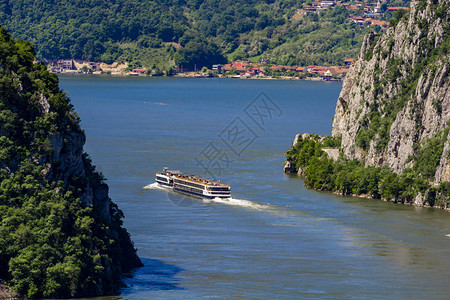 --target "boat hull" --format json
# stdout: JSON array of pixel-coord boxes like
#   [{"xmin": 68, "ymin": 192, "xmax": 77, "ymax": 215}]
[
  {"xmin": 173, "ymin": 187, "xmax": 215, "ymax": 199},
  {"xmin": 156, "ymin": 183, "xmax": 230, "ymax": 199},
  {"xmin": 155, "ymin": 168, "xmax": 231, "ymax": 199},
  {"xmin": 156, "ymin": 180, "xmax": 173, "ymax": 188}
]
